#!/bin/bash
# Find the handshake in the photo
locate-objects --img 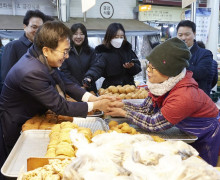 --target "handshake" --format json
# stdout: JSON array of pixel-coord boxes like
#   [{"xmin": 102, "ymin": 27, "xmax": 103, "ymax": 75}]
[{"xmin": 93, "ymin": 95, "xmax": 127, "ymax": 117}]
